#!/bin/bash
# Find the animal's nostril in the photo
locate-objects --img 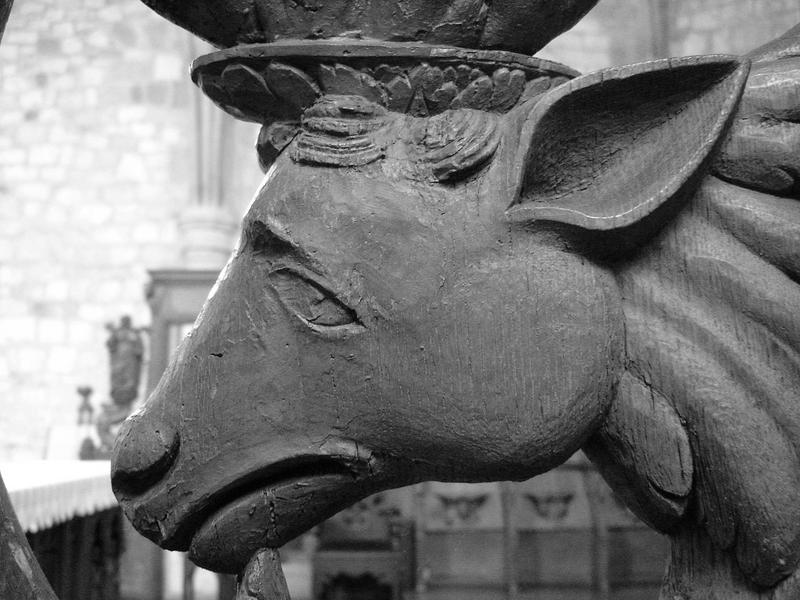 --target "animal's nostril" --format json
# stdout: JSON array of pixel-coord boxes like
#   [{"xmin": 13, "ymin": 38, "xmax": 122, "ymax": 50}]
[{"xmin": 111, "ymin": 416, "xmax": 179, "ymax": 497}]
